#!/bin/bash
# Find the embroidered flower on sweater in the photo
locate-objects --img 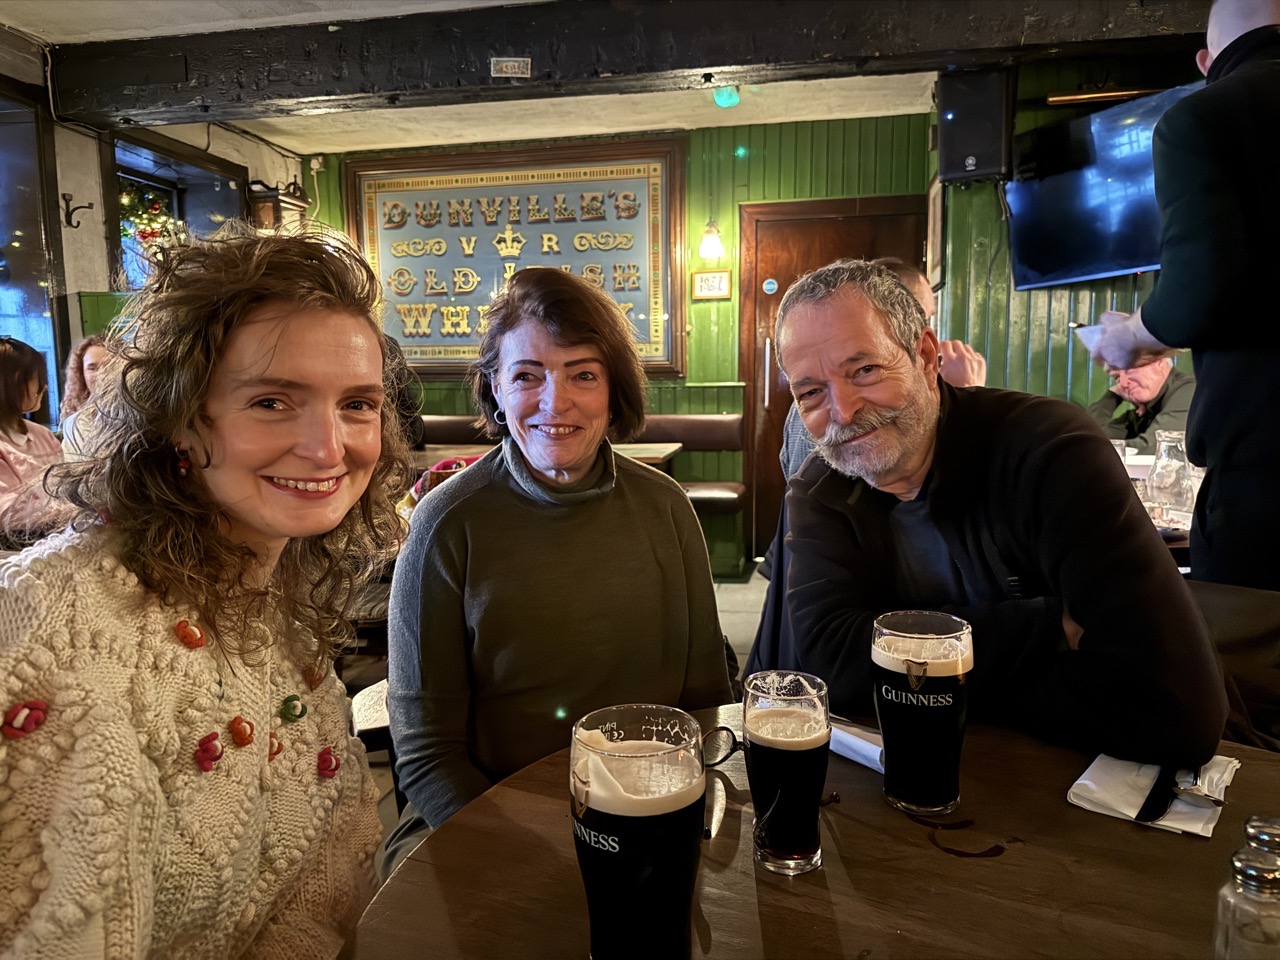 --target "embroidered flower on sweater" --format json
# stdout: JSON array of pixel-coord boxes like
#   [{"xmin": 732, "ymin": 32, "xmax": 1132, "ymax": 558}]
[
  {"xmin": 175, "ymin": 619, "xmax": 205, "ymax": 649},
  {"xmin": 194, "ymin": 732, "xmax": 224, "ymax": 772},
  {"xmin": 228, "ymin": 715, "xmax": 255, "ymax": 747},
  {"xmin": 317, "ymin": 746, "xmax": 340, "ymax": 779},
  {"xmin": 1, "ymin": 699, "xmax": 47, "ymax": 739},
  {"xmin": 279, "ymin": 695, "xmax": 307, "ymax": 722}
]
